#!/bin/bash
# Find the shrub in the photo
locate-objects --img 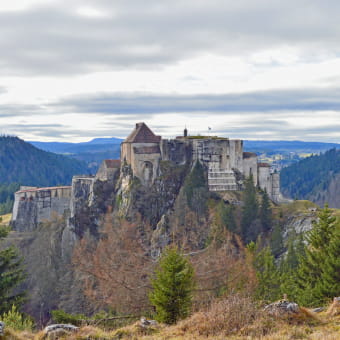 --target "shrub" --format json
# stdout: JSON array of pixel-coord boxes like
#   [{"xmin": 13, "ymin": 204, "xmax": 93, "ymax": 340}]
[
  {"xmin": 1, "ymin": 305, "xmax": 33, "ymax": 331},
  {"xmin": 51, "ymin": 309, "xmax": 86, "ymax": 326}
]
